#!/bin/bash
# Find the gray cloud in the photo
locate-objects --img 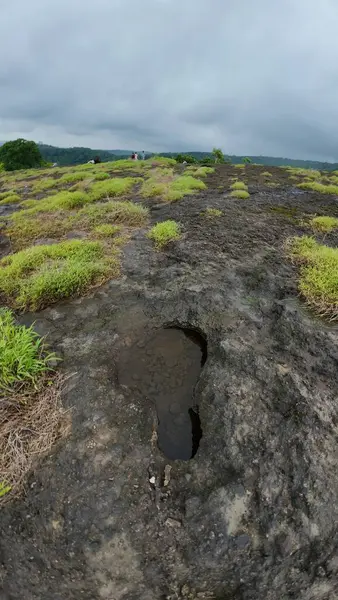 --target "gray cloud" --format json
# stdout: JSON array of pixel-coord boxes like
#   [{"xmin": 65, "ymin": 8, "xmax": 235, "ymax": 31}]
[{"xmin": 1, "ymin": 0, "xmax": 338, "ymax": 159}]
